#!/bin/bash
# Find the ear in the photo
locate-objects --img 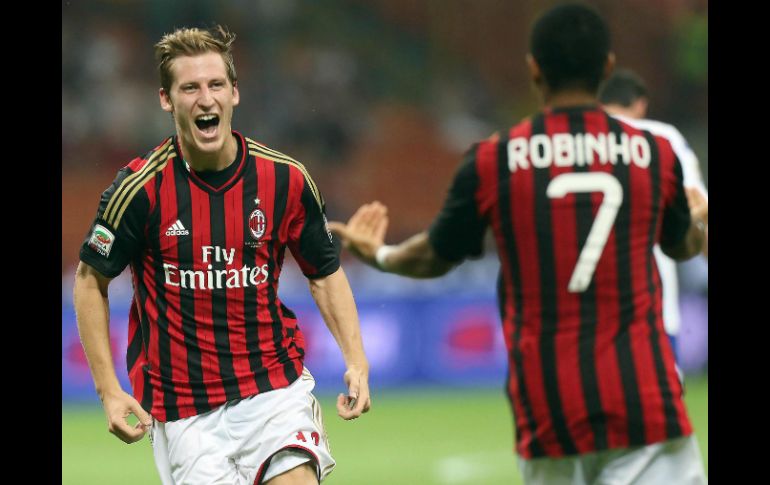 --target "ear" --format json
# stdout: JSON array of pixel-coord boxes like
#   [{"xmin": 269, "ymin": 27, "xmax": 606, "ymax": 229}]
[
  {"xmin": 603, "ymin": 52, "xmax": 616, "ymax": 81},
  {"xmin": 159, "ymin": 88, "xmax": 174, "ymax": 113},
  {"xmin": 232, "ymin": 81, "xmax": 240, "ymax": 107},
  {"xmin": 526, "ymin": 54, "xmax": 542, "ymax": 86}
]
